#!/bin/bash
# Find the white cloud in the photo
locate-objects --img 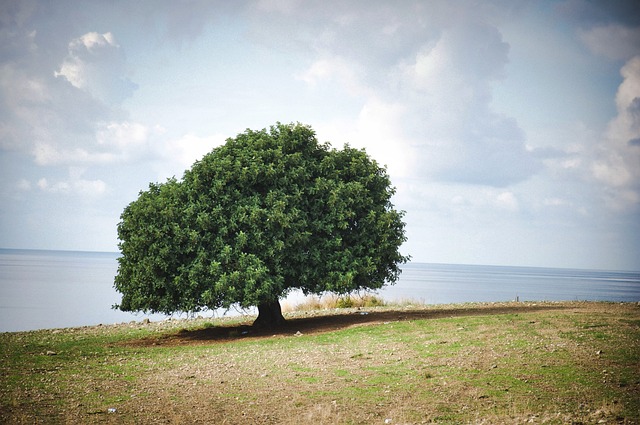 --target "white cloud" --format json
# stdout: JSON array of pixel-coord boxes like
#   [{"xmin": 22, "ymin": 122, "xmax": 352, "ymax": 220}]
[
  {"xmin": 496, "ymin": 191, "xmax": 519, "ymax": 212},
  {"xmin": 55, "ymin": 31, "xmax": 137, "ymax": 104},
  {"xmin": 28, "ymin": 120, "xmax": 167, "ymax": 166},
  {"xmin": 317, "ymin": 97, "xmax": 413, "ymax": 179},
  {"xmin": 73, "ymin": 178, "xmax": 107, "ymax": 196},
  {"xmin": 95, "ymin": 120, "xmax": 165, "ymax": 163},
  {"xmin": 36, "ymin": 177, "xmax": 50, "ymax": 190},
  {"xmin": 1, "ymin": 18, "xmax": 129, "ymax": 168},
  {"xmin": 296, "ymin": 56, "xmax": 368, "ymax": 97},
  {"xmin": 353, "ymin": 98, "xmax": 411, "ymax": 174},
  {"xmin": 402, "ymin": 22, "xmax": 508, "ymax": 107},
  {"xmin": 298, "ymin": 15, "xmax": 539, "ymax": 188},
  {"xmin": 592, "ymin": 154, "xmax": 632, "ymax": 187},
  {"xmin": 397, "ymin": 182, "xmax": 521, "ymax": 219},
  {"xmin": 615, "ymin": 56, "xmax": 640, "ymax": 112},
  {"xmin": 393, "ymin": 23, "xmax": 539, "ymax": 187},
  {"xmin": 32, "ymin": 143, "xmax": 116, "ymax": 166},
  {"xmin": 35, "ymin": 170, "xmax": 107, "ymax": 197},
  {"xmin": 97, "ymin": 121, "xmax": 150, "ymax": 149},
  {"xmin": 163, "ymin": 133, "xmax": 227, "ymax": 170},
  {"xmin": 590, "ymin": 56, "xmax": 640, "ymax": 210}
]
